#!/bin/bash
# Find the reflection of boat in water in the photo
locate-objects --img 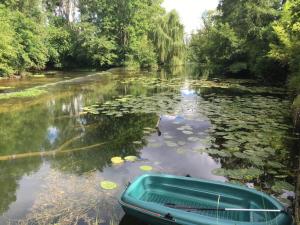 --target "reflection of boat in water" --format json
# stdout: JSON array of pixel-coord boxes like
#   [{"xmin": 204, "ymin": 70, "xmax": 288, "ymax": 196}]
[
  {"xmin": 120, "ymin": 174, "xmax": 294, "ymax": 225},
  {"xmin": 119, "ymin": 215, "xmax": 146, "ymax": 225}
]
